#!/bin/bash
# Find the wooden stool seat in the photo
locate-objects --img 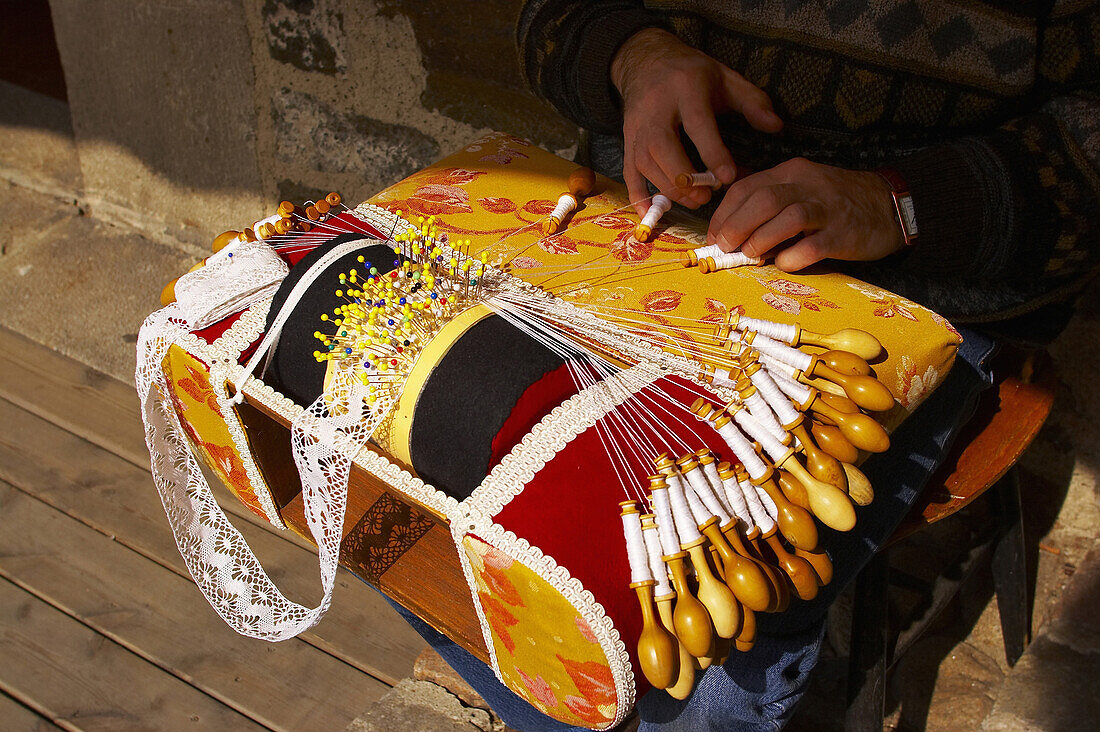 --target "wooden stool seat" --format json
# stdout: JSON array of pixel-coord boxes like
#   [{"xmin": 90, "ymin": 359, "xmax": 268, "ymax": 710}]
[{"xmin": 845, "ymin": 350, "xmax": 1056, "ymax": 731}]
